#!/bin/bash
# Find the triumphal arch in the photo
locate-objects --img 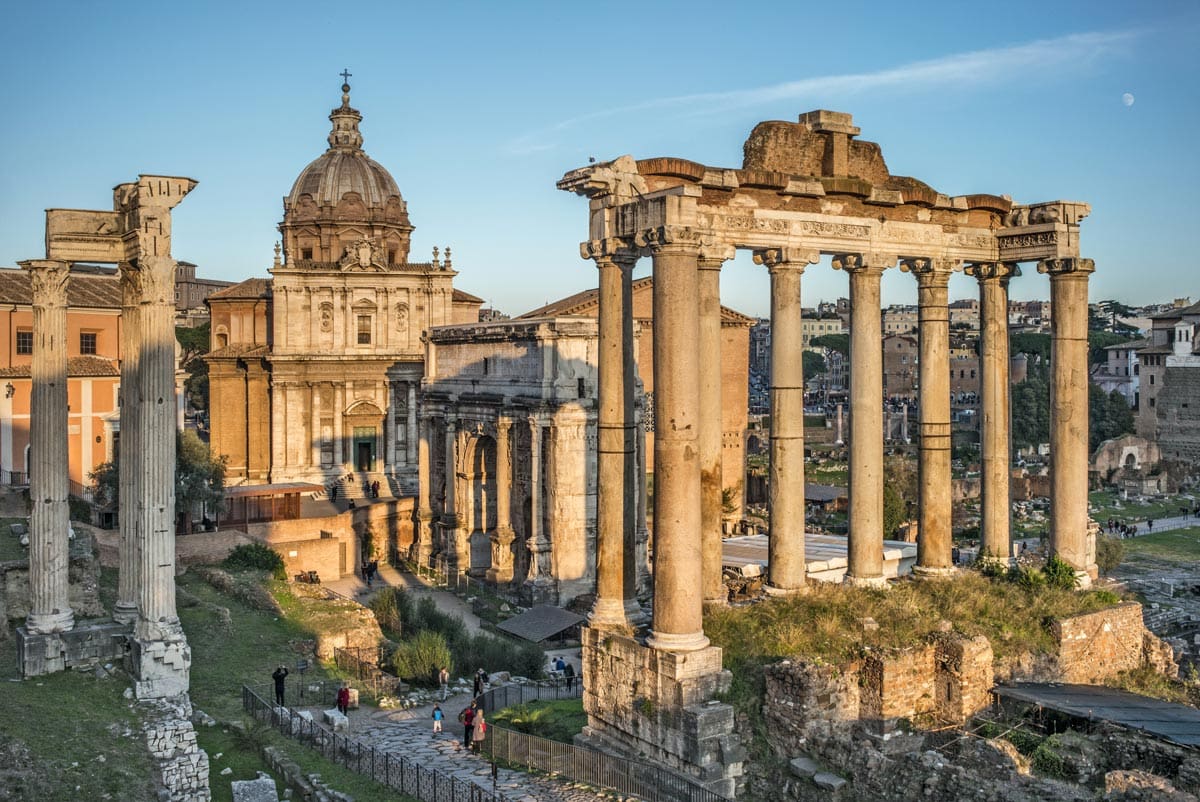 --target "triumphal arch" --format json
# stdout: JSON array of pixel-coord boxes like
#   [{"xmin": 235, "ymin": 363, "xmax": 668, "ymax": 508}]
[{"xmin": 560, "ymin": 110, "xmax": 1094, "ymax": 795}]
